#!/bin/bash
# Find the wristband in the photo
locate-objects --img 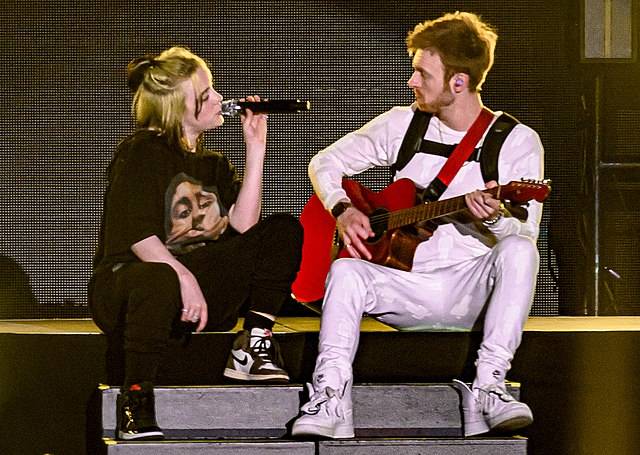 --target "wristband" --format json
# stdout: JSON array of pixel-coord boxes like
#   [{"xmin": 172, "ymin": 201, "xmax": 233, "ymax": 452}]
[
  {"xmin": 483, "ymin": 209, "xmax": 504, "ymax": 226},
  {"xmin": 331, "ymin": 201, "xmax": 352, "ymax": 219}
]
